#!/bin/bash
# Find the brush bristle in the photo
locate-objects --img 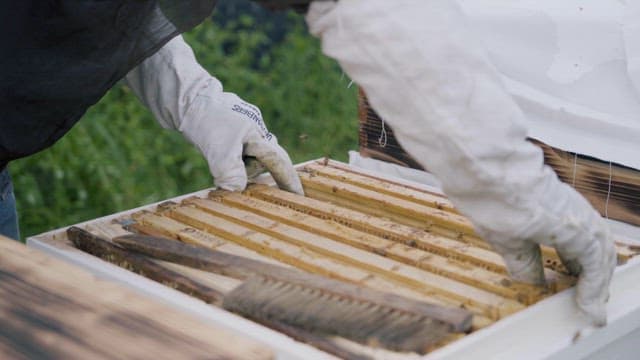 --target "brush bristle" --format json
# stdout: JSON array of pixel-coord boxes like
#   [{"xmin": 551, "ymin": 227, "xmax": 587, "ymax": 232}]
[{"xmin": 223, "ymin": 275, "xmax": 451, "ymax": 353}]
